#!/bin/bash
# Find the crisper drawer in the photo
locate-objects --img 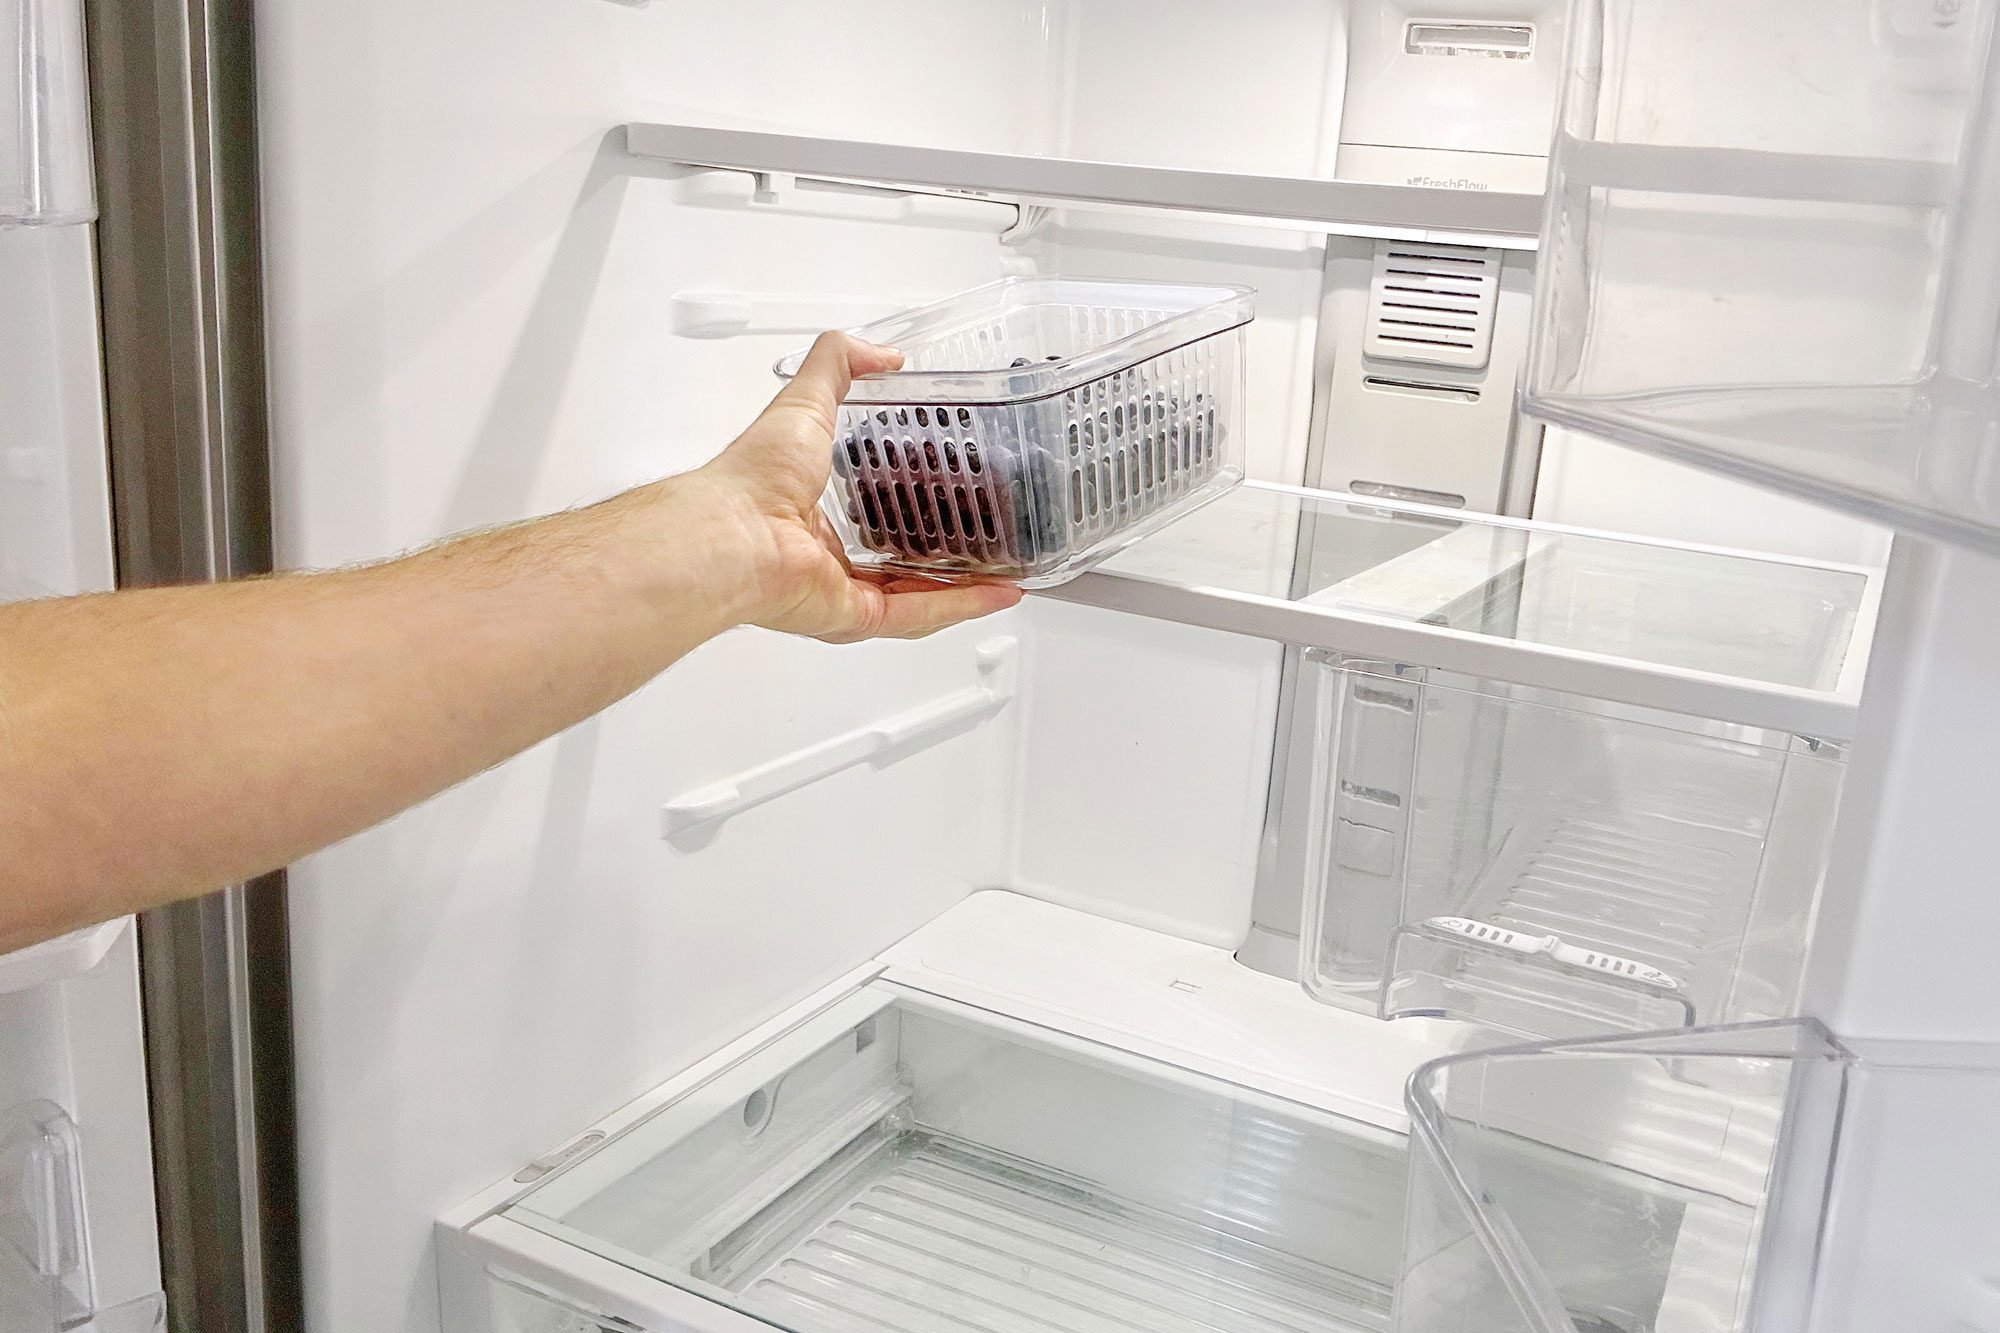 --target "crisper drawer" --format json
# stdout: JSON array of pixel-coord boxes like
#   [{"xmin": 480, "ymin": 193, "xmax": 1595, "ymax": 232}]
[
  {"xmin": 1301, "ymin": 655, "xmax": 1847, "ymax": 1042},
  {"xmin": 488, "ymin": 983, "xmax": 1406, "ymax": 1333},
  {"xmin": 1523, "ymin": 0, "xmax": 2000, "ymax": 551}
]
